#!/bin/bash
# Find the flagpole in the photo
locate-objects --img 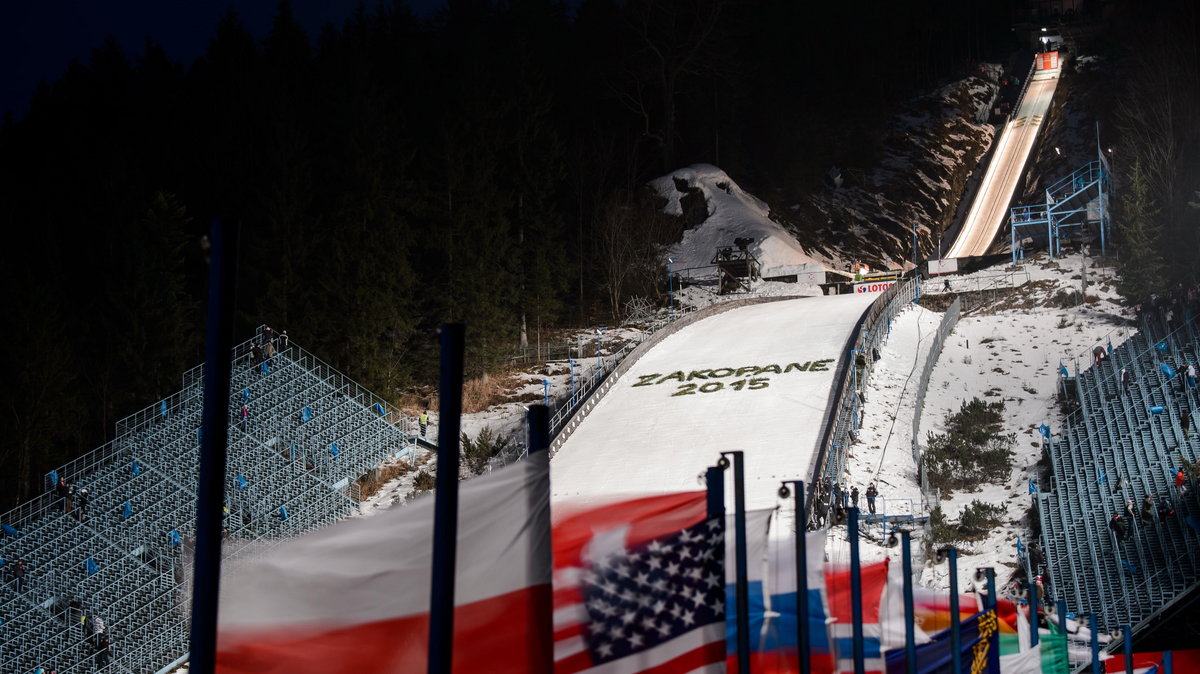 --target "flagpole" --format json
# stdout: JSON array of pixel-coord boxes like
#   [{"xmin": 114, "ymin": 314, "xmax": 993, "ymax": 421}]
[
  {"xmin": 188, "ymin": 218, "xmax": 236, "ymax": 674},
  {"xmin": 1090, "ymin": 613, "xmax": 1099, "ymax": 673},
  {"xmin": 527, "ymin": 404, "xmax": 553, "ymax": 672},
  {"xmin": 945, "ymin": 548, "xmax": 961, "ymax": 674},
  {"xmin": 721, "ymin": 451, "xmax": 750, "ymax": 674},
  {"xmin": 849, "ymin": 506, "xmax": 865, "ymax": 674},
  {"xmin": 901, "ymin": 531, "xmax": 917, "ymax": 673},
  {"xmin": 707, "ymin": 466, "xmax": 725, "ymax": 518},
  {"xmin": 781, "ymin": 480, "xmax": 811, "ymax": 674},
  {"xmin": 429, "ymin": 324, "xmax": 466, "ymax": 674},
  {"xmin": 985, "ymin": 567, "xmax": 1000, "ymax": 672},
  {"xmin": 1029, "ymin": 570, "xmax": 1039, "ymax": 647},
  {"xmin": 1122, "ymin": 623, "xmax": 1133, "ymax": 674}
]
